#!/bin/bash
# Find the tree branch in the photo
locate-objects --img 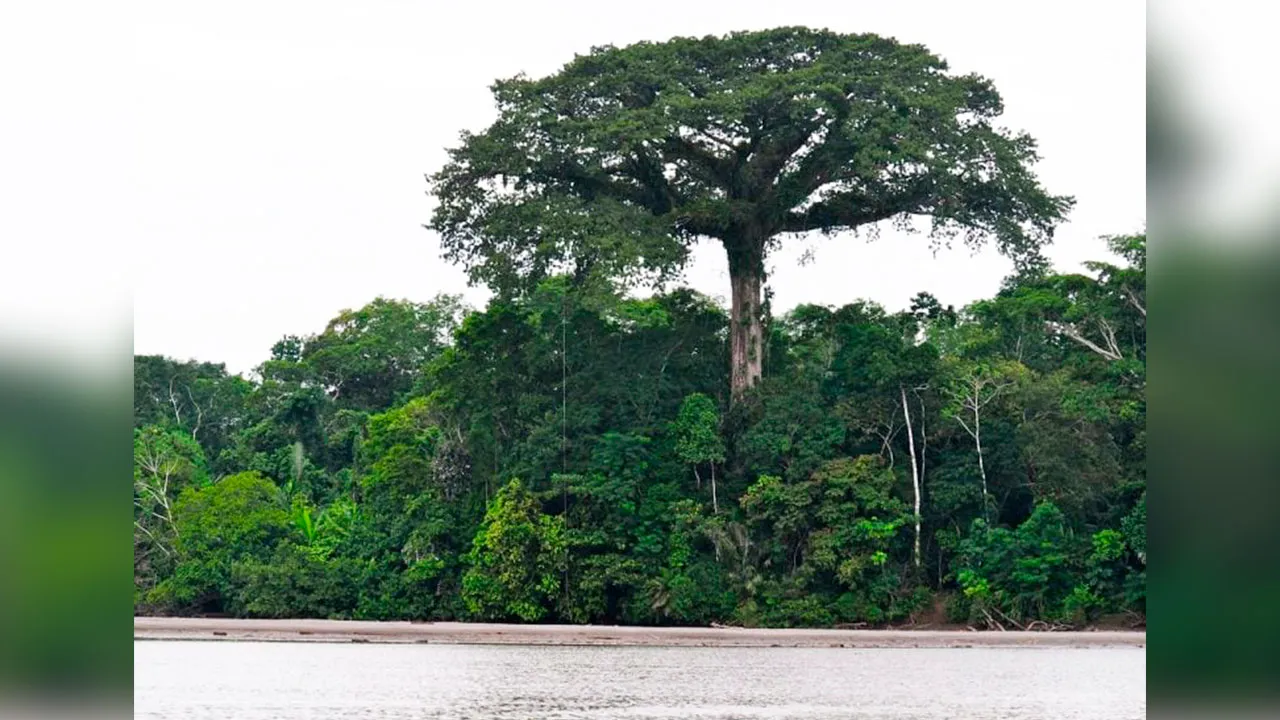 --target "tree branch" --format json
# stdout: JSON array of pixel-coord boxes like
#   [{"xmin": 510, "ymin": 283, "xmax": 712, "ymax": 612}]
[
  {"xmin": 749, "ymin": 123, "xmax": 826, "ymax": 197},
  {"xmin": 780, "ymin": 190, "xmax": 916, "ymax": 234},
  {"xmin": 185, "ymin": 386, "xmax": 203, "ymax": 441},
  {"xmin": 133, "ymin": 520, "xmax": 171, "ymax": 558},
  {"xmin": 1050, "ymin": 321, "xmax": 1124, "ymax": 361},
  {"xmin": 952, "ymin": 409, "xmax": 976, "ymax": 441},
  {"xmin": 1122, "ymin": 284, "xmax": 1146, "ymax": 317},
  {"xmin": 661, "ymin": 136, "xmax": 735, "ymax": 188},
  {"xmin": 167, "ymin": 377, "xmax": 183, "ymax": 426}
]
